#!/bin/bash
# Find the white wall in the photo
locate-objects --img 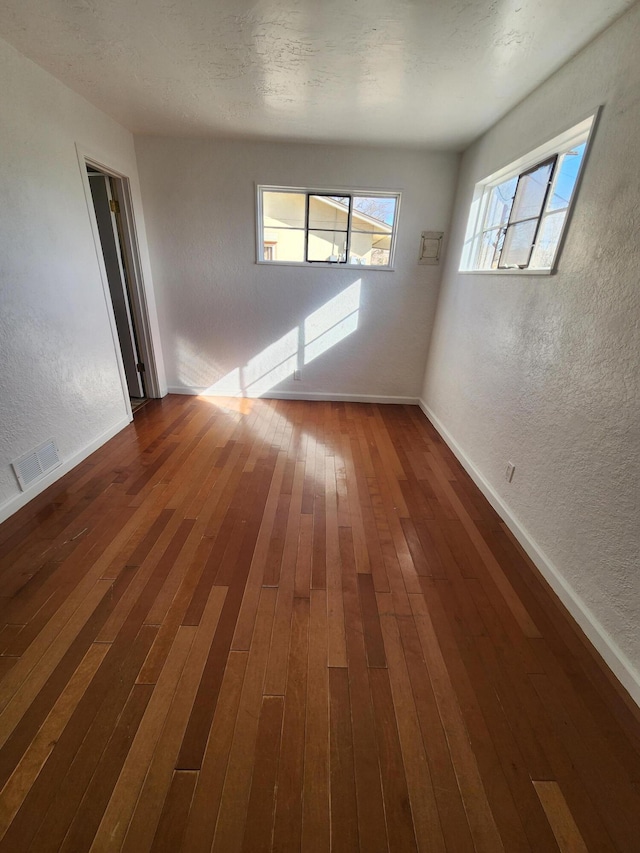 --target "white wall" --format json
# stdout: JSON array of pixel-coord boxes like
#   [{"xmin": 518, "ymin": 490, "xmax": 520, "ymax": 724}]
[
  {"xmin": 135, "ymin": 137, "xmax": 458, "ymax": 401},
  {"xmin": 0, "ymin": 37, "xmax": 163, "ymax": 520},
  {"xmin": 422, "ymin": 5, "xmax": 640, "ymax": 699}
]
